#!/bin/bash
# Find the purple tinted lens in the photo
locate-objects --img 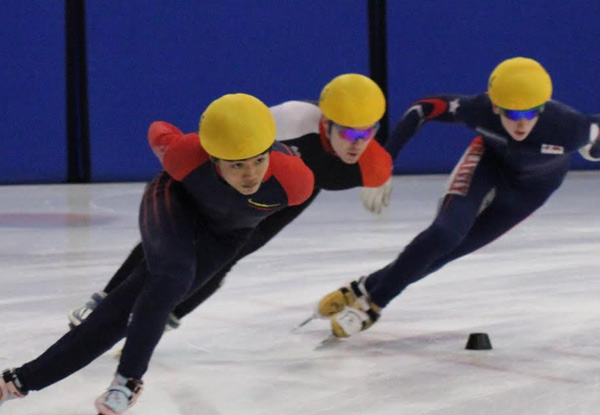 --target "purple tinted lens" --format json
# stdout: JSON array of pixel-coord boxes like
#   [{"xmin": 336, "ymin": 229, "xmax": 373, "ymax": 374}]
[
  {"xmin": 337, "ymin": 124, "xmax": 378, "ymax": 141},
  {"xmin": 503, "ymin": 109, "xmax": 539, "ymax": 121}
]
